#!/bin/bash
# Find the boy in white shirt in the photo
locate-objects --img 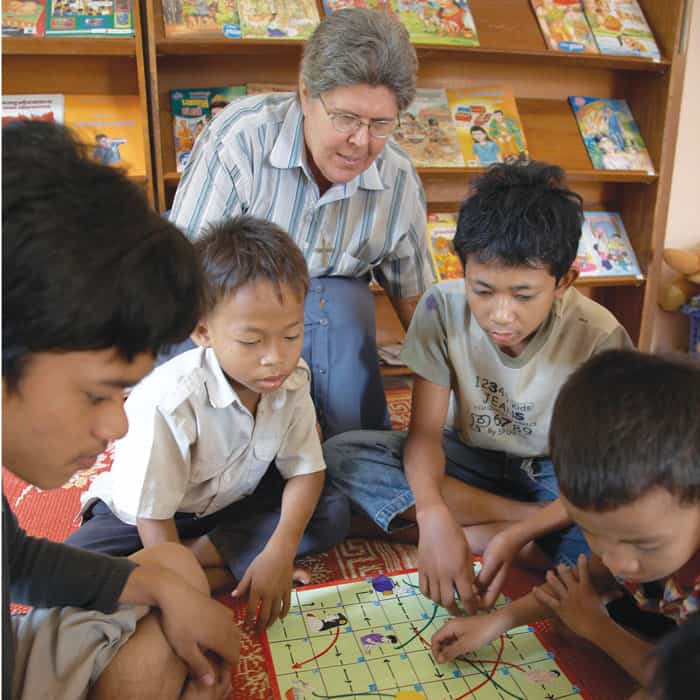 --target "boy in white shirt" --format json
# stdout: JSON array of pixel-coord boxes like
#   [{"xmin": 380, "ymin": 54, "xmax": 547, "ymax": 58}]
[{"xmin": 68, "ymin": 216, "xmax": 350, "ymax": 629}]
